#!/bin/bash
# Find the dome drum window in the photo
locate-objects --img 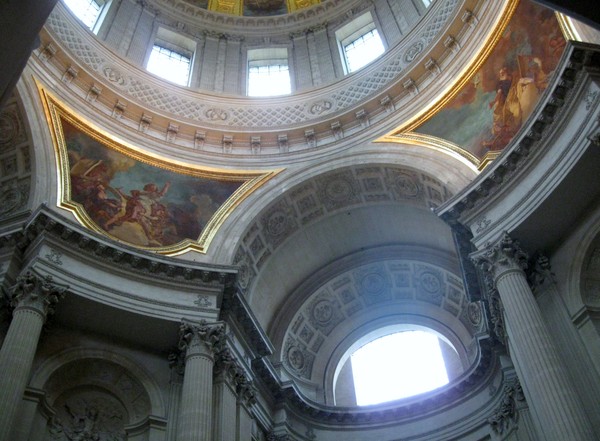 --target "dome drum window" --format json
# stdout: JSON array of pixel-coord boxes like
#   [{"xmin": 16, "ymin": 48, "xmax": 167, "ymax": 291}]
[
  {"xmin": 247, "ymin": 48, "xmax": 292, "ymax": 96},
  {"xmin": 146, "ymin": 28, "xmax": 196, "ymax": 87},
  {"xmin": 335, "ymin": 11, "xmax": 386, "ymax": 74},
  {"xmin": 63, "ymin": 0, "xmax": 110, "ymax": 32}
]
